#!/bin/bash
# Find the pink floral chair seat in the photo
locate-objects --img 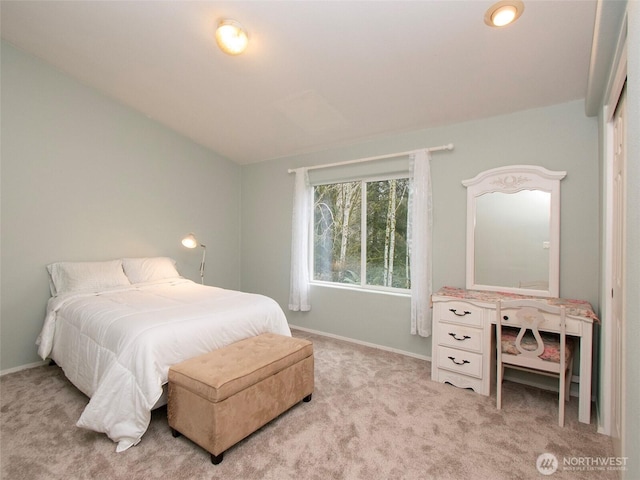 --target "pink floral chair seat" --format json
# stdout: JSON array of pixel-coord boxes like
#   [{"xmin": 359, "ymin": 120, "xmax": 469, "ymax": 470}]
[{"xmin": 500, "ymin": 326, "xmax": 575, "ymax": 363}]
